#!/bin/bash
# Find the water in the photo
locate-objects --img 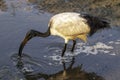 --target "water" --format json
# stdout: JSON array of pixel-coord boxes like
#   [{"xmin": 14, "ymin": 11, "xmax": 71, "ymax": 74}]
[{"xmin": 0, "ymin": 0, "xmax": 120, "ymax": 80}]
